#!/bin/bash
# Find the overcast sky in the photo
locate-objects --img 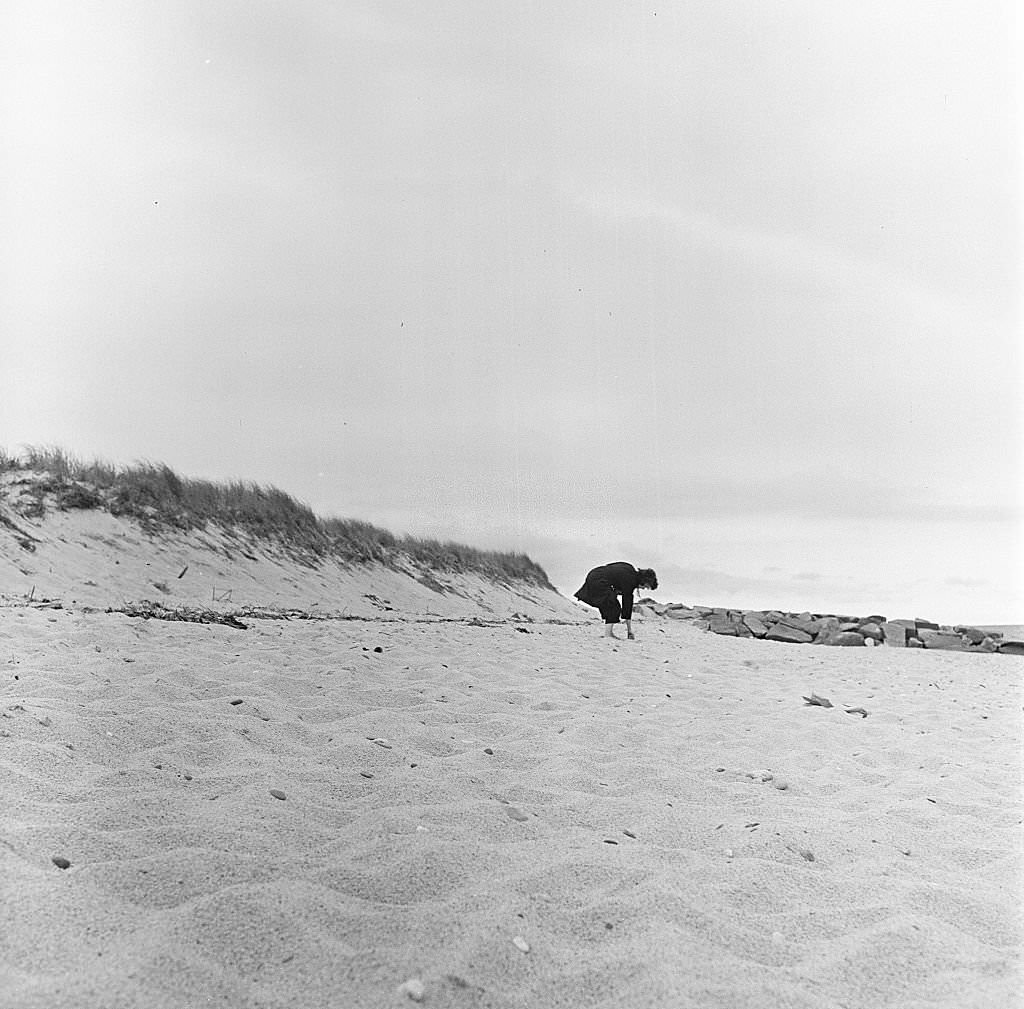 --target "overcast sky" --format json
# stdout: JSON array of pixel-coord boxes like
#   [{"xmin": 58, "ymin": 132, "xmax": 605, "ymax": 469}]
[{"xmin": 2, "ymin": 1, "xmax": 1020, "ymax": 623}]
